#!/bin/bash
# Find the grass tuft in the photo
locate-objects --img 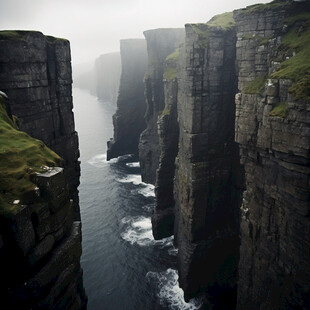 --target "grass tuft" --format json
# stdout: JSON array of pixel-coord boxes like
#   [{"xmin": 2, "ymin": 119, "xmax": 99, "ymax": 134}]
[
  {"xmin": 270, "ymin": 102, "xmax": 288, "ymax": 118},
  {"xmin": 243, "ymin": 76, "xmax": 267, "ymax": 94}
]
